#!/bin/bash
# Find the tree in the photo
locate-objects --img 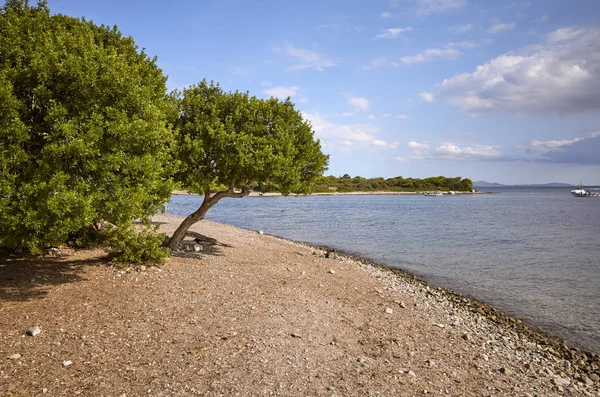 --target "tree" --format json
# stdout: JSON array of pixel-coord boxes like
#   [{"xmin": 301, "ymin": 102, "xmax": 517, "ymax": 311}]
[
  {"xmin": 167, "ymin": 81, "xmax": 328, "ymax": 250},
  {"xmin": 0, "ymin": 1, "xmax": 174, "ymax": 254}
]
